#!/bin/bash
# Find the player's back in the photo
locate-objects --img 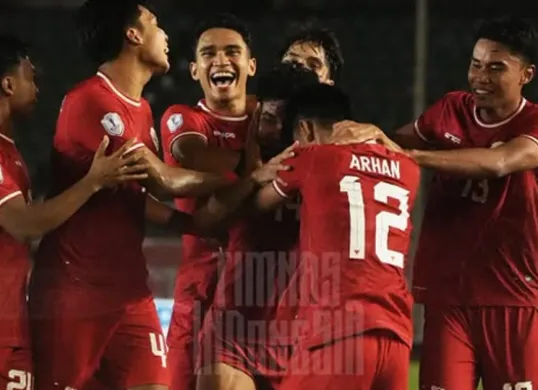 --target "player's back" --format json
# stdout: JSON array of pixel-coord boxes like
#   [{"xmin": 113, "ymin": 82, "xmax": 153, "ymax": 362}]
[
  {"xmin": 284, "ymin": 143, "xmax": 420, "ymax": 347},
  {"xmin": 33, "ymin": 73, "xmax": 157, "ymax": 310},
  {"xmin": 0, "ymin": 134, "xmax": 32, "ymax": 347},
  {"xmin": 413, "ymin": 91, "xmax": 538, "ymax": 306}
]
